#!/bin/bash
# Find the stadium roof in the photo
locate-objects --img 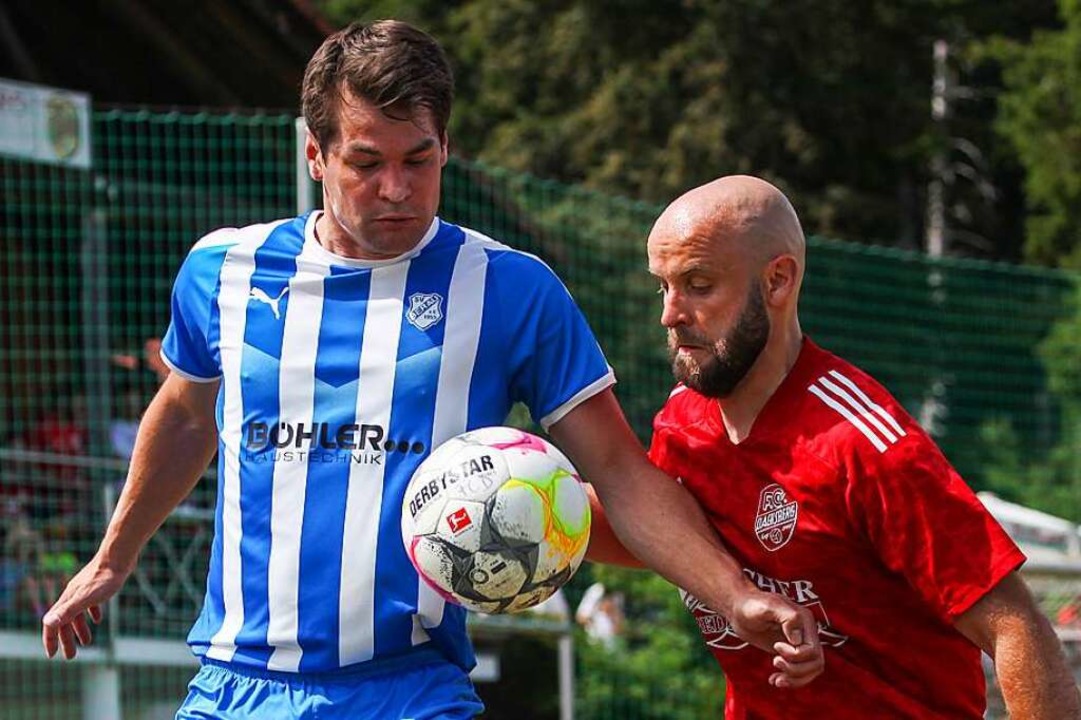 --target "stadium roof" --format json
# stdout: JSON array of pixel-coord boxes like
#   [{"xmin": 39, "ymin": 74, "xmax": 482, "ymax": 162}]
[{"xmin": 0, "ymin": 0, "xmax": 334, "ymax": 110}]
